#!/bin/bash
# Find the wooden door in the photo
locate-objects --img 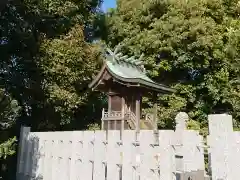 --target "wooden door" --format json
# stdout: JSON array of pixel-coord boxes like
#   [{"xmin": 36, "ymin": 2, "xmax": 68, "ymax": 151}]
[{"xmin": 111, "ymin": 95, "xmax": 122, "ymax": 111}]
